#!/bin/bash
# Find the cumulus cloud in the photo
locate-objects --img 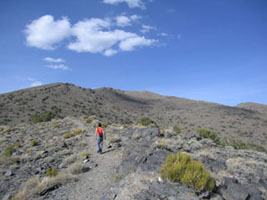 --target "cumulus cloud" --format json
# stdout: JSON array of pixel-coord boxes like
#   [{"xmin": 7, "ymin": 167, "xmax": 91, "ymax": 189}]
[
  {"xmin": 25, "ymin": 15, "xmax": 71, "ymax": 50},
  {"xmin": 116, "ymin": 16, "xmax": 132, "ymax": 27},
  {"xmin": 140, "ymin": 24, "xmax": 155, "ymax": 34},
  {"xmin": 47, "ymin": 64, "xmax": 69, "ymax": 70},
  {"xmin": 115, "ymin": 15, "xmax": 141, "ymax": 27},
  {"xmin": 103, "ymin": 0, "xmax": 145, "ymax": 9},
  {"xmin": 28, "ymin": 78, "xmax": 43, "ymax": 87},
  {"xmin": 119, "ymin": 36, "xmax": 157, "ymax": 51},
  {"xmin": 43, "ymin": 57, "xmax": 65, "ymax": 63},
  {"xmin": 130, "ymin": 15, "xmax": 142, "ymax": 21},
  {"xmin": 68, "ymin": 18, "xmax": 156, "ymax": 55},
  {"xmin": 24, "ymin": 15, "xmax": 157, "ymax": 56}
]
